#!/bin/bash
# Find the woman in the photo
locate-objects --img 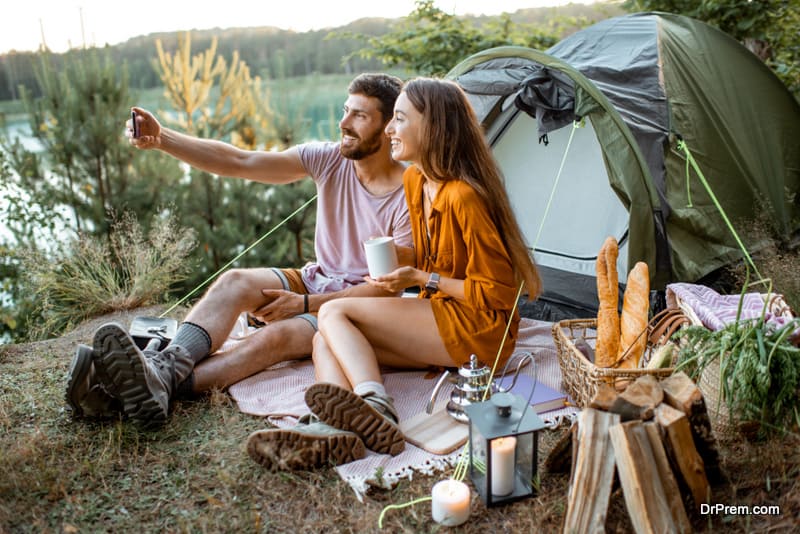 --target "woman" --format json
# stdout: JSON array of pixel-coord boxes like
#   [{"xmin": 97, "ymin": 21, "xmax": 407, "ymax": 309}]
[{"xmin": 247, "ymin": 78, "xmax": 541, "ymax": 470}]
